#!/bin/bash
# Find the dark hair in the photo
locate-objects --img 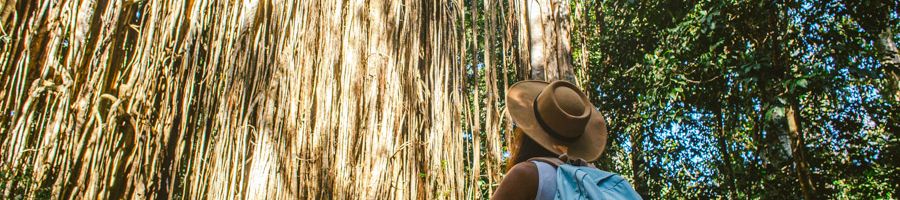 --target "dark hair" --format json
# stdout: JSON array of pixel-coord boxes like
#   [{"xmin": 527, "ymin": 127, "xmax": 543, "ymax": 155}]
[{"xmin": 506, "ymin": 128, "xmax": 558, "ymax": 171}]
